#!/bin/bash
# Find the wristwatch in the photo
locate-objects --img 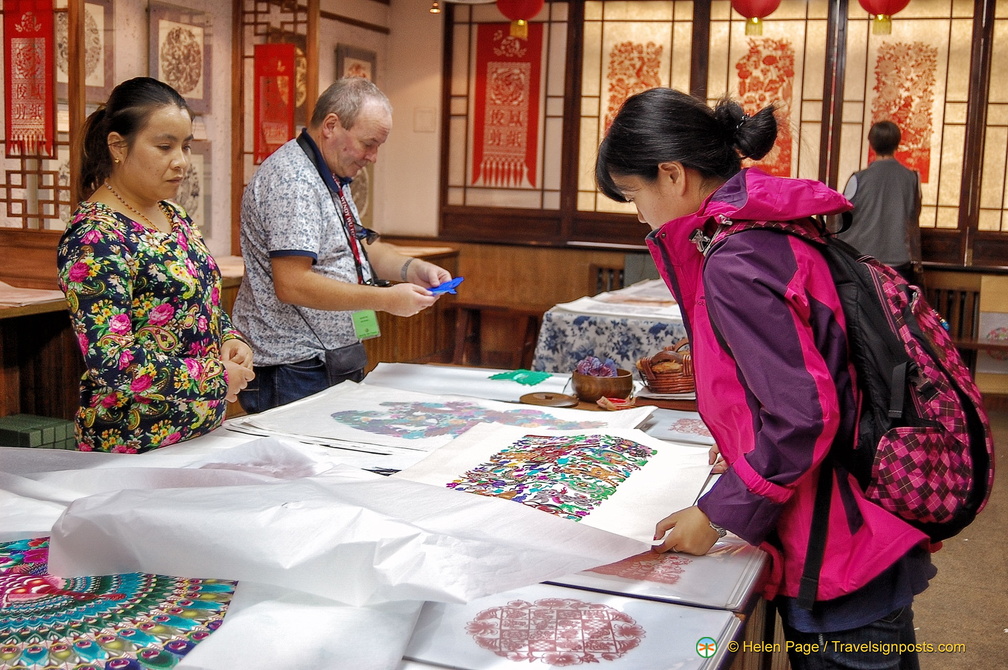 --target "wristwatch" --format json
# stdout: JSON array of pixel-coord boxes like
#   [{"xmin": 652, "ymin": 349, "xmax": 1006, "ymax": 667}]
[{"xmin": 709, "ymin": 522, "xmax": 728, "ymax": 539}]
